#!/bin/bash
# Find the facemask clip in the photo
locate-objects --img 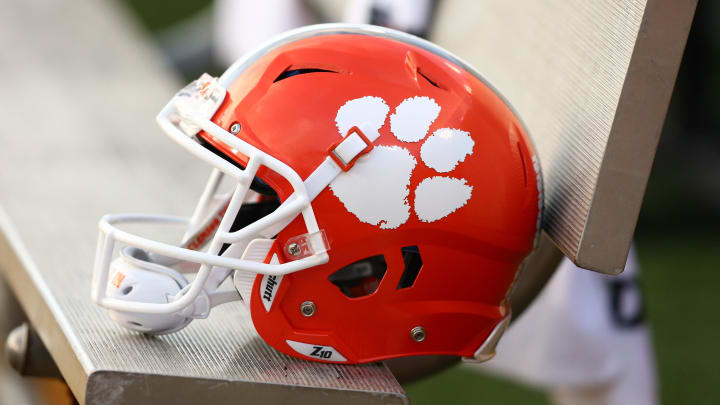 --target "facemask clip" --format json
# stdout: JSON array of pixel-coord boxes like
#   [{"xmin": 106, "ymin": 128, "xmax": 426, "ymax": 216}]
[
  {"xmin": 174, "ymin": 73, "xmax": 226, "ymax": 136},
  {"xmin": 284, "ymin": 230, "xmax": 330, "ymax": 260}
]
